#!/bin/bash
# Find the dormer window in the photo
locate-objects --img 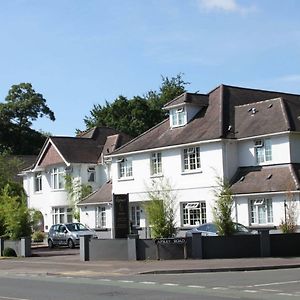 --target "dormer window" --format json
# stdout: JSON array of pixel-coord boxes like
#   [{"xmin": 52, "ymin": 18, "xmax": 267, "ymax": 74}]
[
  {"xmin": 170, "ymin": 106, "xmax": 187, "ymax": 127},
  {"xmin": 87, "ymin": 167, "xmax": 96, "ymax": 182}
]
